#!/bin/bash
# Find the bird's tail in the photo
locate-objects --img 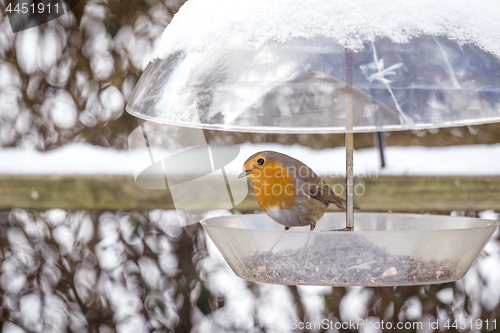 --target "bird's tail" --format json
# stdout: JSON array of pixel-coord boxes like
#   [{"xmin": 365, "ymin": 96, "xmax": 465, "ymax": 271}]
[{"xmin": 330, "ymin": 195, "xmax": 361, "ymax": 211}]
